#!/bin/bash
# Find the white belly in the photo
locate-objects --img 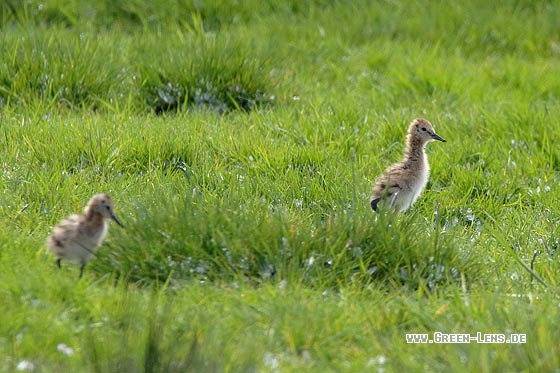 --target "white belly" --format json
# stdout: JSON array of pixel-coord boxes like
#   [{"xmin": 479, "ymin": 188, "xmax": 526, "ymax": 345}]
[{"xmin": 394, "ymin": 164, "xmax": 430, "ymax": 211}]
